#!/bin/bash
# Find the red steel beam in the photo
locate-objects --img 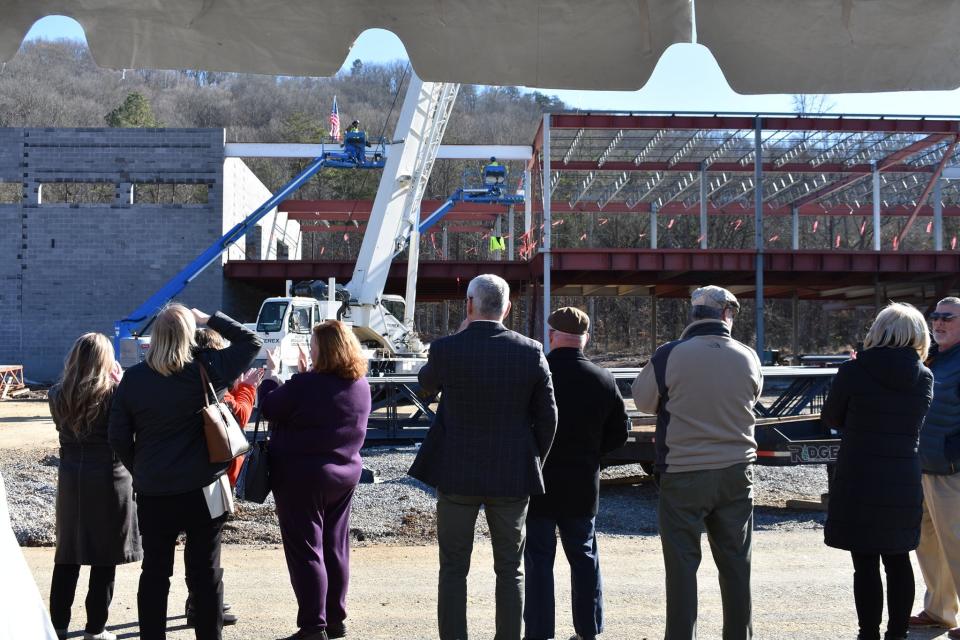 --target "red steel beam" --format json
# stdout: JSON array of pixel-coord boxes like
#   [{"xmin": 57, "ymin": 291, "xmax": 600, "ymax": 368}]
[
  {"xmin": 226, "ymin": 250, "xmax": 960, "ymax": 281},
  {"xmin": 535, "ymin": 248, "xmax": 960, "ymax": 276},
  {"xmin": 280, "ymin": 199, "xmax": 509, "ymax": 215},
  {"xmin": 788, "ymin": 134, "xmax": 951, "ymax": 209},
  {"xmin": 283, "ymin": 199, "xmax": 960, "ymax": 220},
  {"xmin": 301, "ymin": 225, "xmax": 364, "ymax": 233},
  {"xmin": 290, "ymin": 211, "xmax": 499, "ymax": 223},
  {"xmin": 895, "ymin": 137, "xmax": 959, "ymax": 249},
  {"xmin": 550, "ymin": 114, "xmax": 960, "ymax": 135},
  {"xmin": 878, "ymin": 134, "xmax": 952, "ymax": 170}
]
